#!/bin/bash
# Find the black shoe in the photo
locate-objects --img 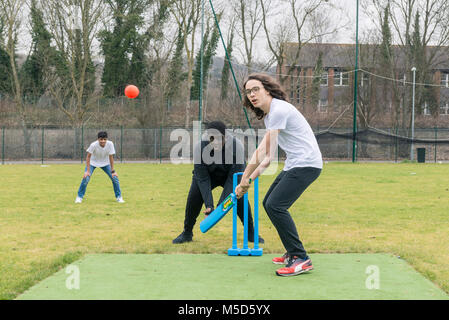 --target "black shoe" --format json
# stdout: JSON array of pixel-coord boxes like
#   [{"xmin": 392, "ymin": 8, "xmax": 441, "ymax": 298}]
[
  {"xmin": 248, "ymin": 234, "xmax": 265, "ymax": 244},
  {"xmin": 172, "ymin": 231, "xmax": 193, "ymax": 244}
]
